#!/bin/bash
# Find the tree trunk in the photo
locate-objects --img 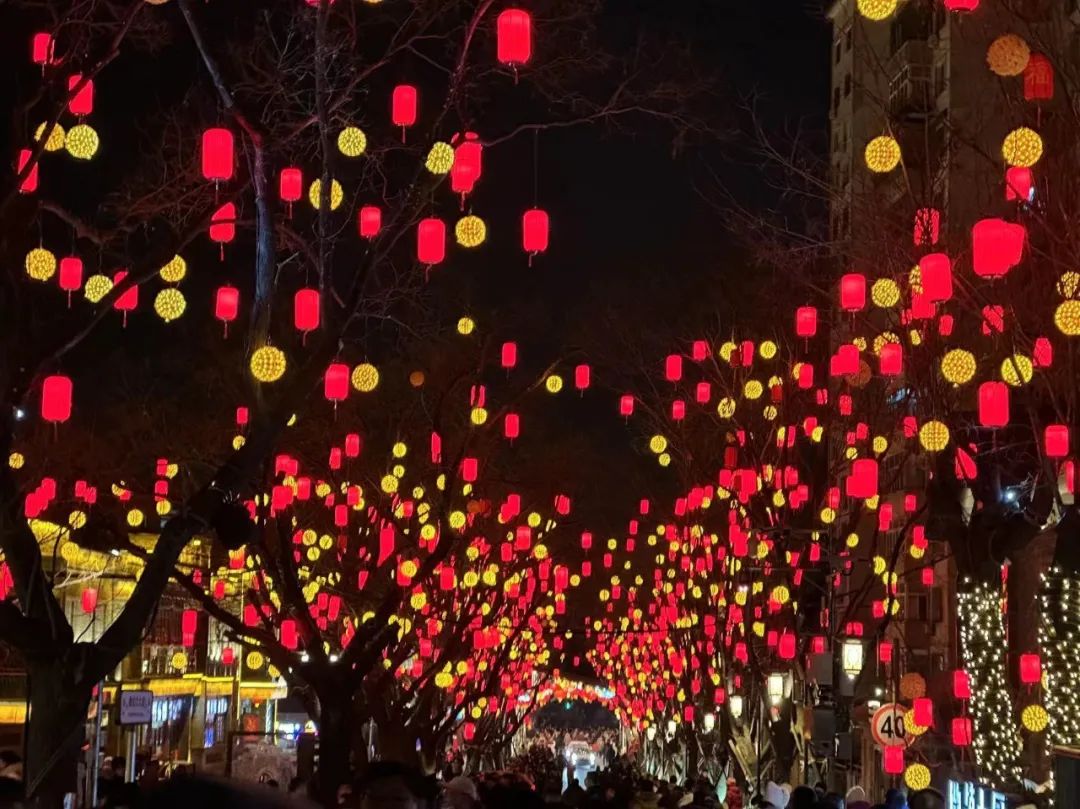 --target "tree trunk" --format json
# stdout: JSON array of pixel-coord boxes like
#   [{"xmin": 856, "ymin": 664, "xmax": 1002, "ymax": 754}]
[
  {"xmin": 317, "ymin": 696, "xmax": 354, "ymax": 807},
  {"xmin": 24, "ymin": 662, "xmax": 92, "ymax": 809}
]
